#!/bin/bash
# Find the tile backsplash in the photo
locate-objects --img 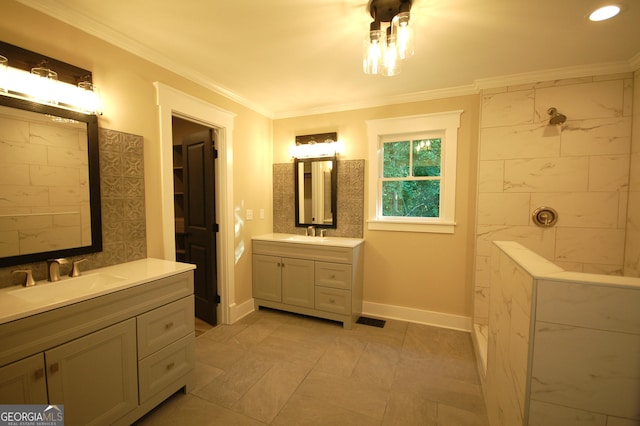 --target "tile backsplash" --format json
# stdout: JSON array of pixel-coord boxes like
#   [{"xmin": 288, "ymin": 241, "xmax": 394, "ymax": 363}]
[
  {"xmin": 0, "ymin": 128, "xmax": 147, "ymax": 287},
  {"xmin": 273, "ymin": 159, "xmax": 364, "ymax": 238}
]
